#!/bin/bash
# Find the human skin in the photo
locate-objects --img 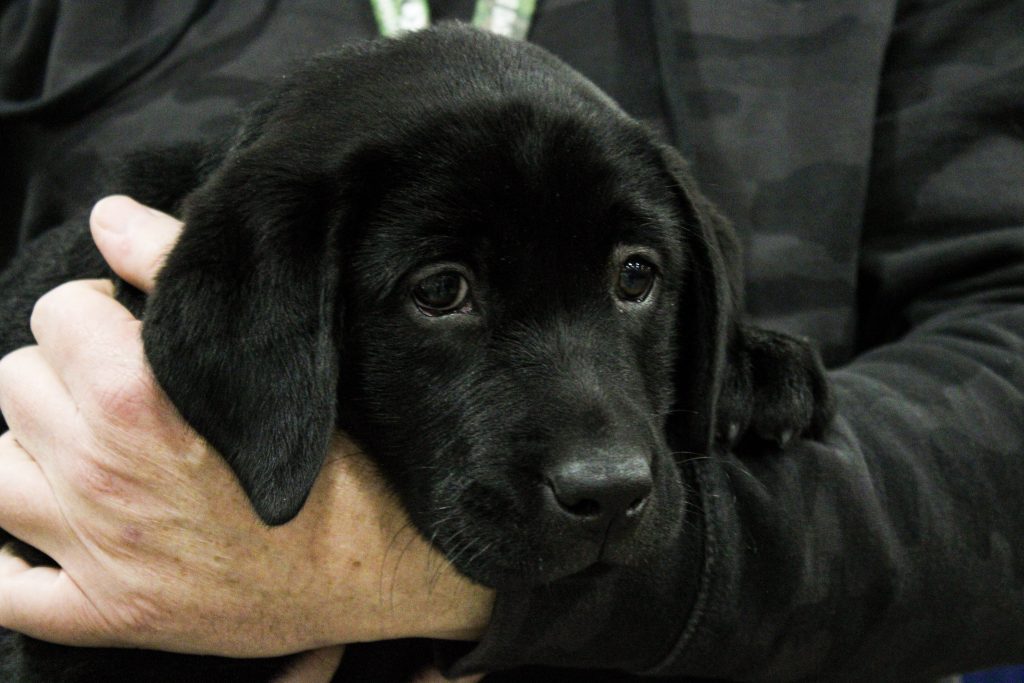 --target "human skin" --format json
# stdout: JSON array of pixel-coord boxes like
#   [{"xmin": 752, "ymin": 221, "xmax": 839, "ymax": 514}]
[{"xmin": 0, "ymin": 196, "xmax": 492, "ymax": 681}]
